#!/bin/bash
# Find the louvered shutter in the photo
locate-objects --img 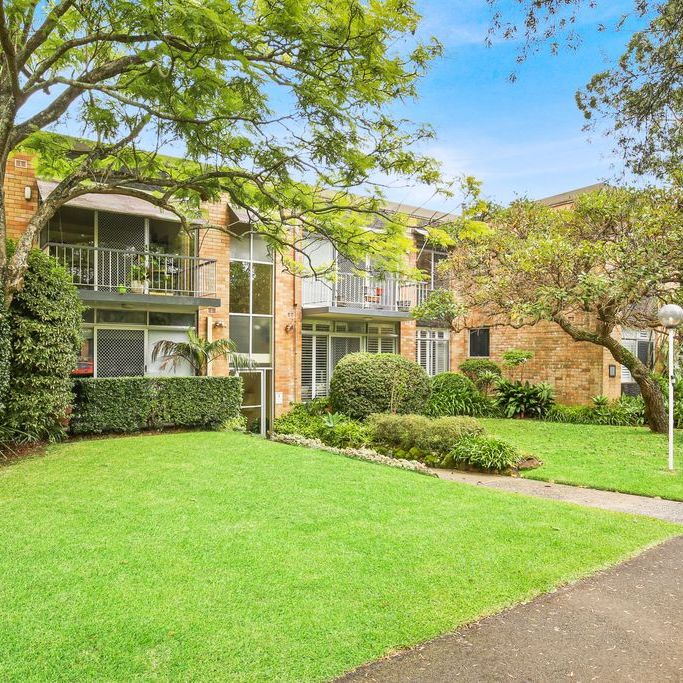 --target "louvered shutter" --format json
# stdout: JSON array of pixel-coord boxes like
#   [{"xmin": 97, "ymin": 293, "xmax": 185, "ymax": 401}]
[{"xmin": 301, "ymin": 335, "xmax": 313, "ymax": 400}]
